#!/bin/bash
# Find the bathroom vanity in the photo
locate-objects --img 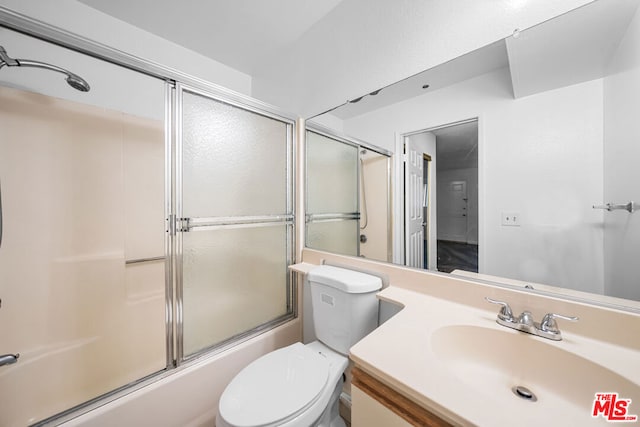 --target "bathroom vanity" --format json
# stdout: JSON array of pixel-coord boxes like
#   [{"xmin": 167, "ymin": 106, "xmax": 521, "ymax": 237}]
[
  {"xmin": 351, "ymin": 366, "xmax": 451, "ymax": 426},
  {"xmin": 348, "ymin": 285, "xmax": 640, "ymax": 426}
]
